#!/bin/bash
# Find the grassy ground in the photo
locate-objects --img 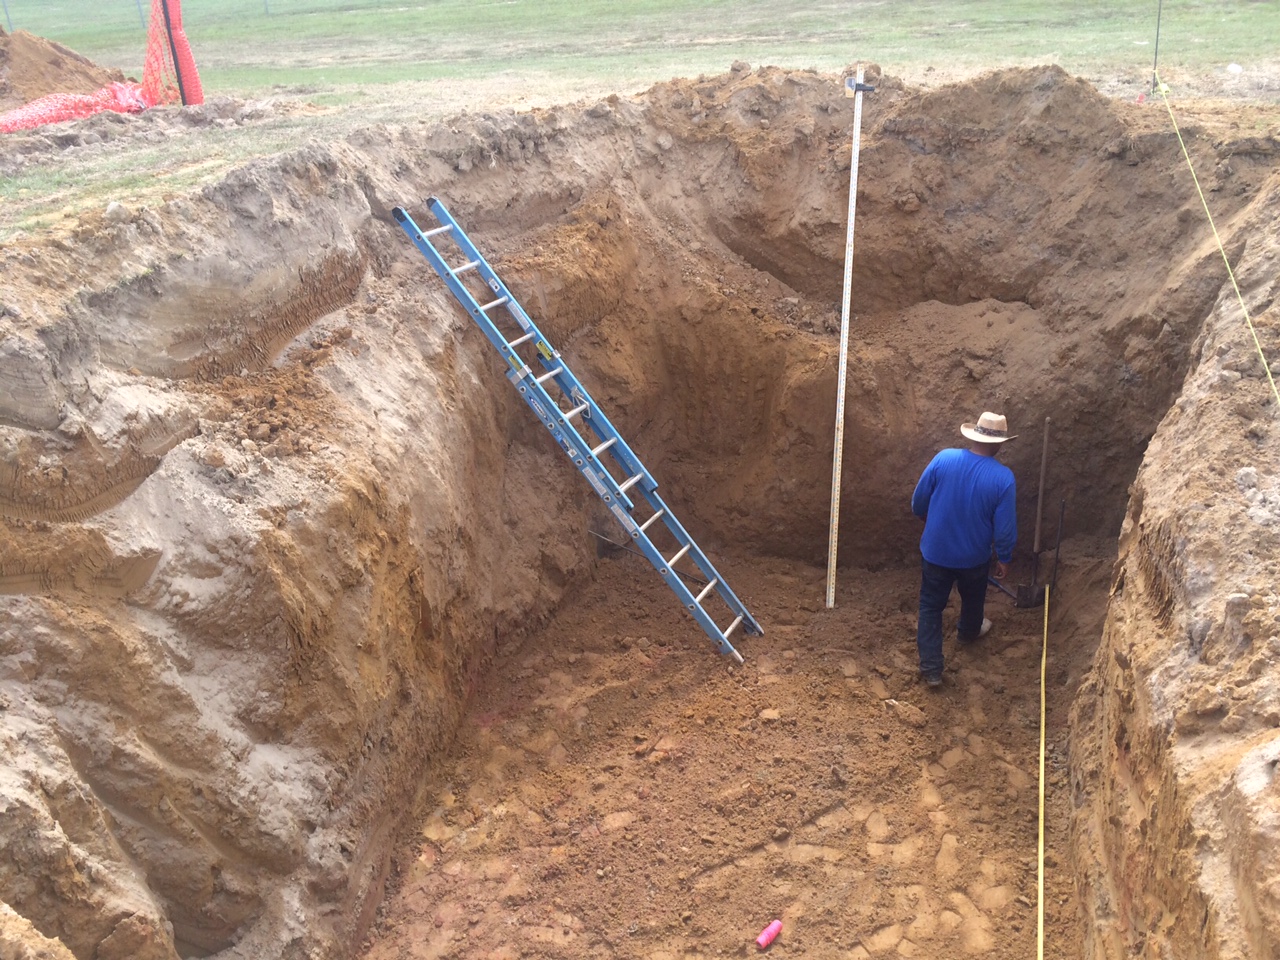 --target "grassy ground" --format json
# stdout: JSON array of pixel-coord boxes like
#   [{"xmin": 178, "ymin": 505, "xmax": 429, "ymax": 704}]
[
  {"xmin": 2, "ymin": 1, "xmax": 1278, "ymax": 240},
  {"xmin": 5, "ymin": 0, "xmax": 1278, "ymax": 98}
]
